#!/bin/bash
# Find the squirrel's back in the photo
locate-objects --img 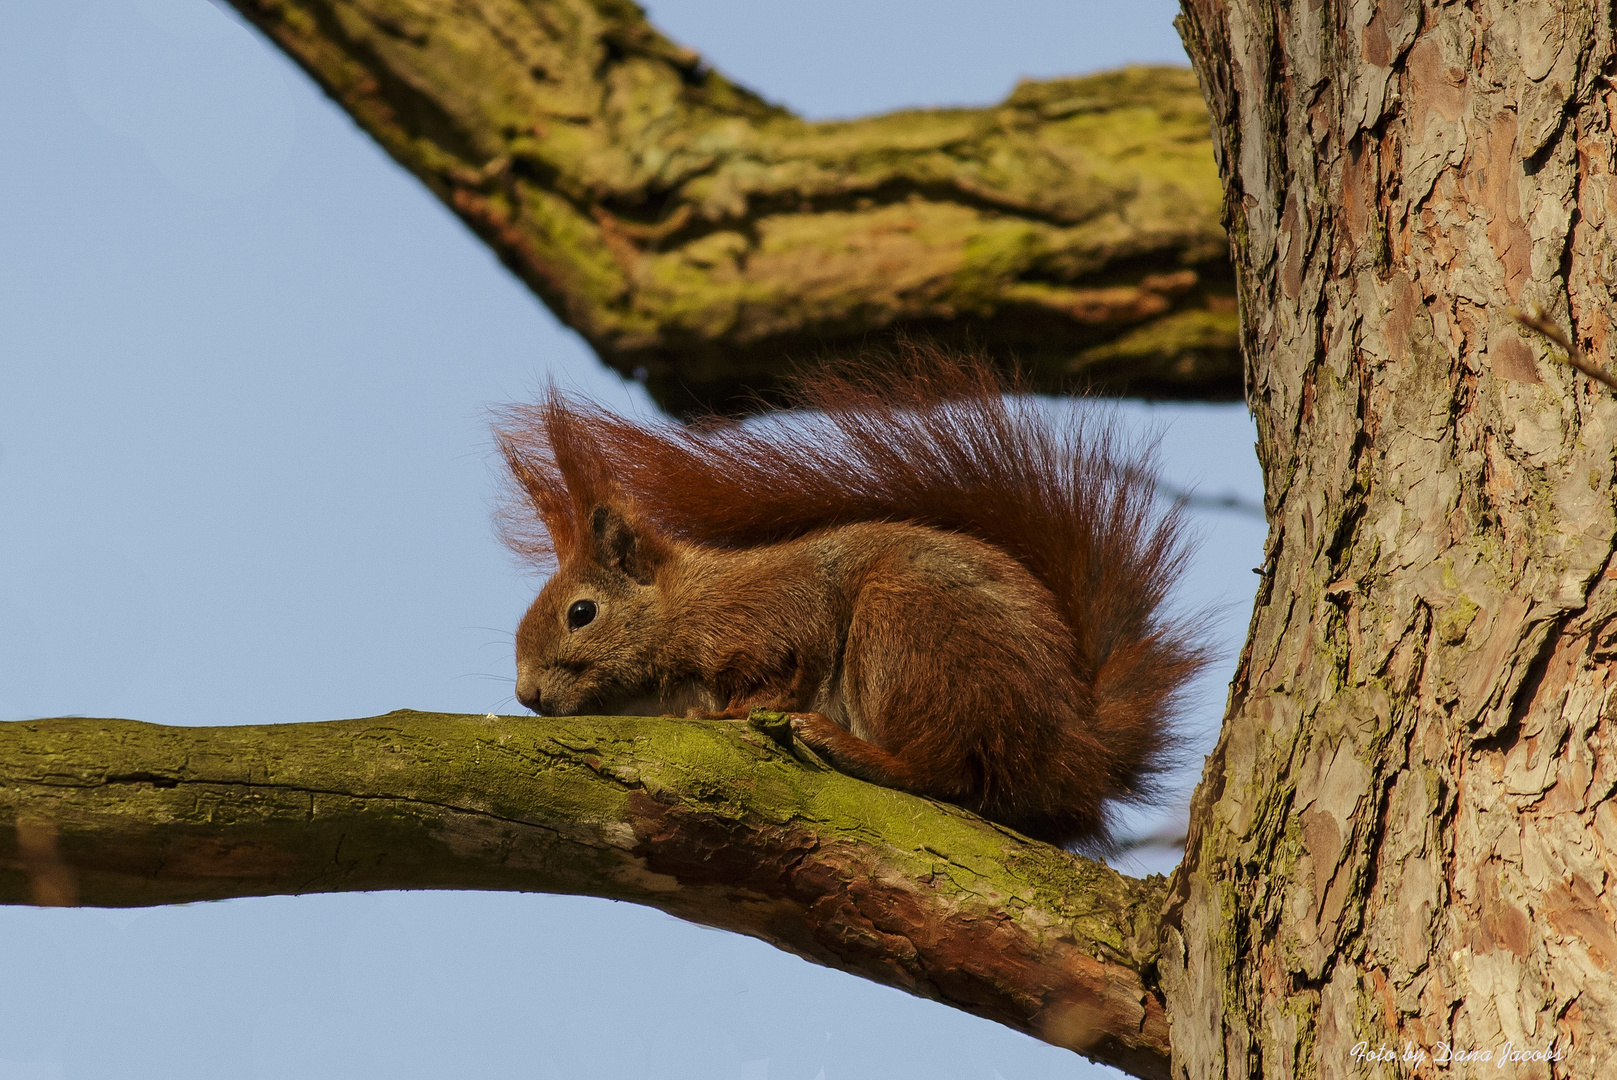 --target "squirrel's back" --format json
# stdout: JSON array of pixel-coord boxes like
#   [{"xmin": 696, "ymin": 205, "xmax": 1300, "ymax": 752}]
[{"xmin": 497, "ymin": 344, "xmax": 1203, "ymax": 848}]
